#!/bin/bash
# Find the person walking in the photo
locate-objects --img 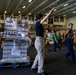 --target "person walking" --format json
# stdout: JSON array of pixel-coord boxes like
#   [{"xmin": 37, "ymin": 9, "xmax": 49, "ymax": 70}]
[
  {"xmin": 51, "ymin": 29, "xmax": 61, "ymax": 52},
  {"xmin": 31, "ymin": 8, "xmax": 55, "ymax": 75},
  {"xmin": 65, "ymin": 23, "xmax": 76, "ymax": 62},
  {"xmin": 57, "ymin": 30, "xmax": 62, "ymax": 50}
]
